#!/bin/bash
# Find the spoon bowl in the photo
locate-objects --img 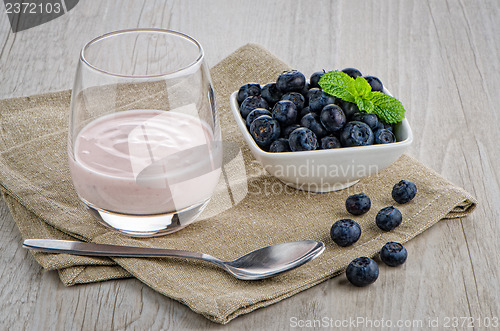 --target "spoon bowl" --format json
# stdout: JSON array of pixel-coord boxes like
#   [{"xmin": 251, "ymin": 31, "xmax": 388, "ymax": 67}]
[
  {"xmin": 23, "ymin": 239, "xmax": 325, "ymax": 281},
  {"xmin": 222, "ymin": 240, "xmax": 325, "ymax": 280}
]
